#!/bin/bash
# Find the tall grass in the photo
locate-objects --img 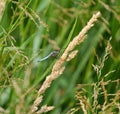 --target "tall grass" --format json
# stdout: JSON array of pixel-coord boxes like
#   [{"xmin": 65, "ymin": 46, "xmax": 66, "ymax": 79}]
[{"xmin": 0, "ymin": 0, "xmax": 120, "ymax": 114}]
